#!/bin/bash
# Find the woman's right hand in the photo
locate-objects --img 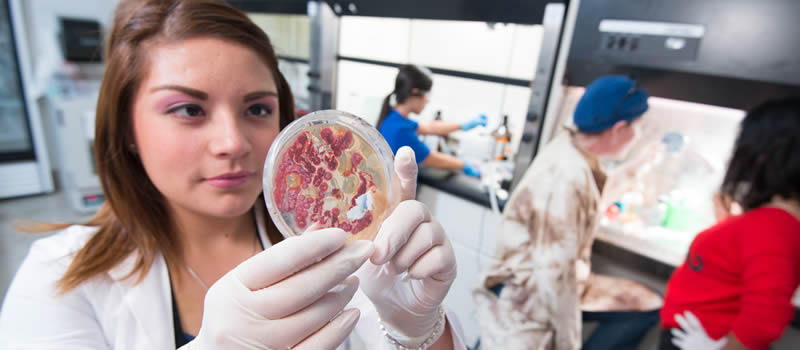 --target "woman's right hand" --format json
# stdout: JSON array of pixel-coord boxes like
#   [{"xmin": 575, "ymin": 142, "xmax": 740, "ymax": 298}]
[{"xmin": 180, "ymin": 228, "xmax": 374, "ymax": 350}]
